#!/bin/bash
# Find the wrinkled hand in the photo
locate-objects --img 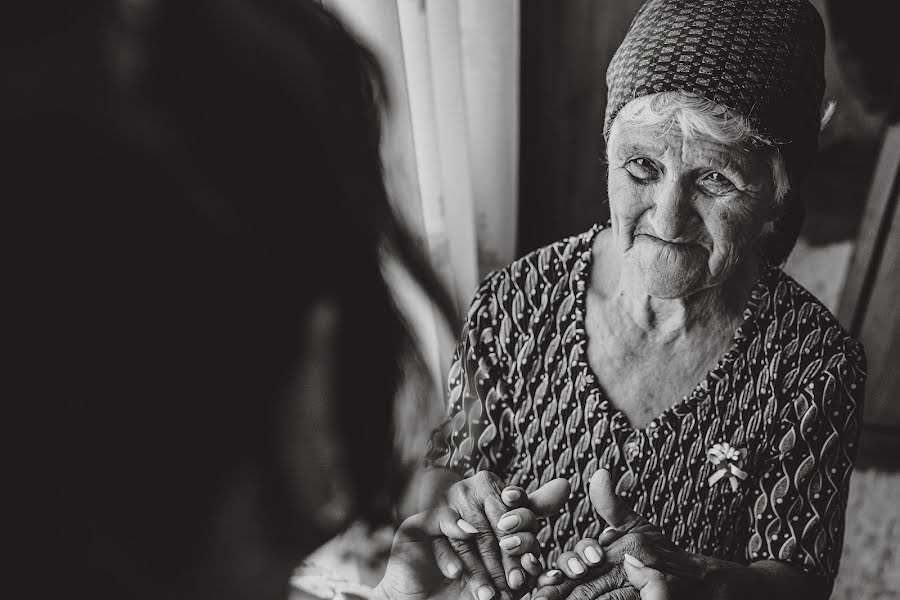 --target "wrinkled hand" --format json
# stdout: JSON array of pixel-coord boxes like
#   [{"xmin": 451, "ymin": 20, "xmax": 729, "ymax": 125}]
[
  {"xmin": 531, "ymin": 469, "xmax": 699, "ymax": 600},
  {"xmin": 375, "ymin": 507, "xmax": 475, "ymax": 600},
  {"xmin": 531, "ymin": 534, "xmax": 638, "ymax": 600},
  {"xmin": 437, "ymin": 472, "xmax": 571, "ymax": 600}
]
